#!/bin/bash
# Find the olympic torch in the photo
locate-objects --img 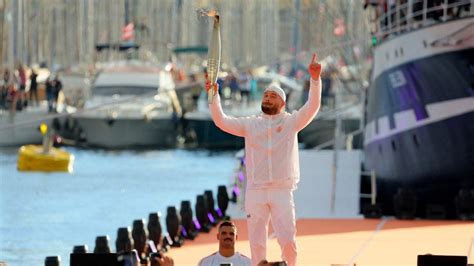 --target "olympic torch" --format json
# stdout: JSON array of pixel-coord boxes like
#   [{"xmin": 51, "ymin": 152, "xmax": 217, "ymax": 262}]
[{"xmin": 205, "ymin": 10, "xmax": 221, "ymax": 104}]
